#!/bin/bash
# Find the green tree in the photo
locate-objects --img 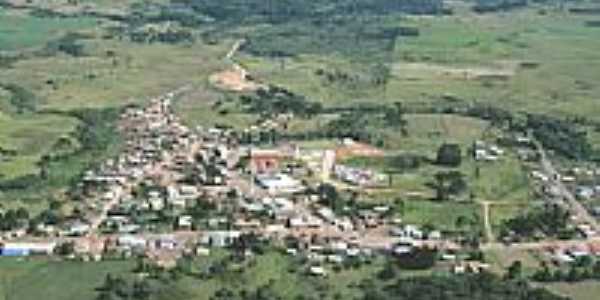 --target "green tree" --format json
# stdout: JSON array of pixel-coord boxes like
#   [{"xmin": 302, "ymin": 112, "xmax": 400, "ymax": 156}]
[
  {"xmin": 505, "ymin": 260, "xmax": 523, "ymax": 280},
  {"xmin": 436, "ymin": 143, "xmax": 462, "ymax": 167}
]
